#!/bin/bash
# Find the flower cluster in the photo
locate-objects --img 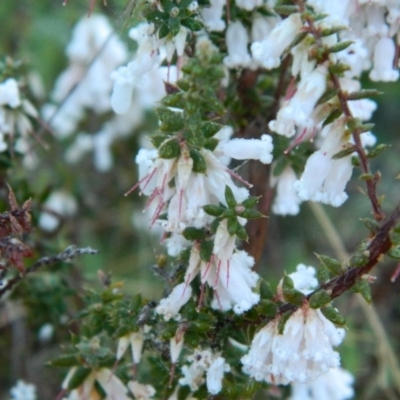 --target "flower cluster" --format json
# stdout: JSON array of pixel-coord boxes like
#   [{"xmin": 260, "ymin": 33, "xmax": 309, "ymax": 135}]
[{"xmin": 241, "ymin": 265, "xmax": 348, "ymax": 386}]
